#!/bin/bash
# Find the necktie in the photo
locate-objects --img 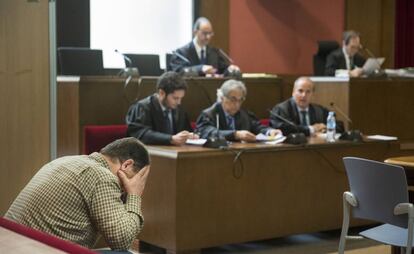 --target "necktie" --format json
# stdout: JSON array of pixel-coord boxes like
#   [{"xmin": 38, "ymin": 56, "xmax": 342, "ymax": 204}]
[
  {"xmin": 227, "ymin": 115, "xmax": 235, "ymax": 130},
  {"xmin": 200, "ymin": 49, "xmax": 206, "ymax": 64},
  {"xmin": 349, "ymin": 57, "xmax": 355, "ymax": 70},
  {"xmin": 300, "ymin": 111, "xmax": 308, "ymax": 126},
  {"xmin": 164, "ymin": 110, "xmax": 173, "ymax": 134}
]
